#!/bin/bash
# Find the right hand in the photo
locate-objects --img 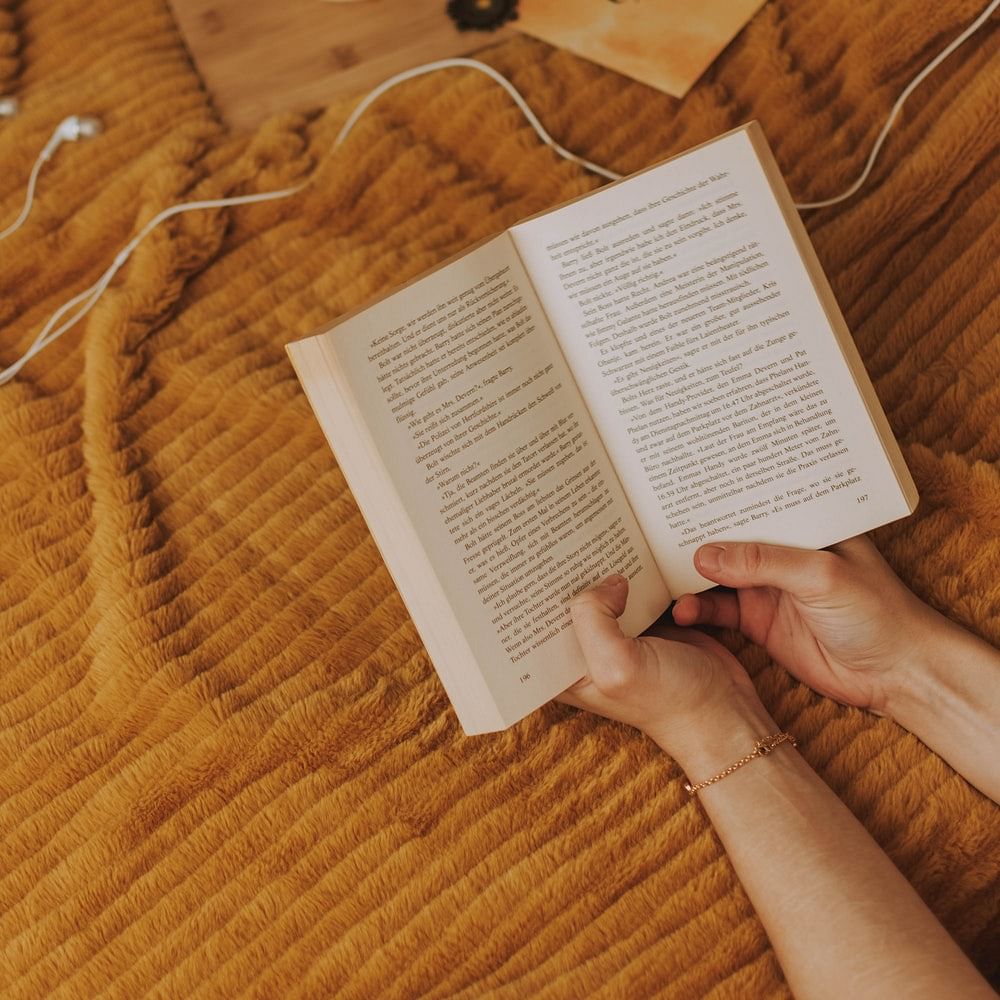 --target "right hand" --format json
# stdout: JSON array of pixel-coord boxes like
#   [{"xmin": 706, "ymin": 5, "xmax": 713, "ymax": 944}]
[{"xmin": 670, "ymin": 535, "xmax": 962, "ymax": 717}]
